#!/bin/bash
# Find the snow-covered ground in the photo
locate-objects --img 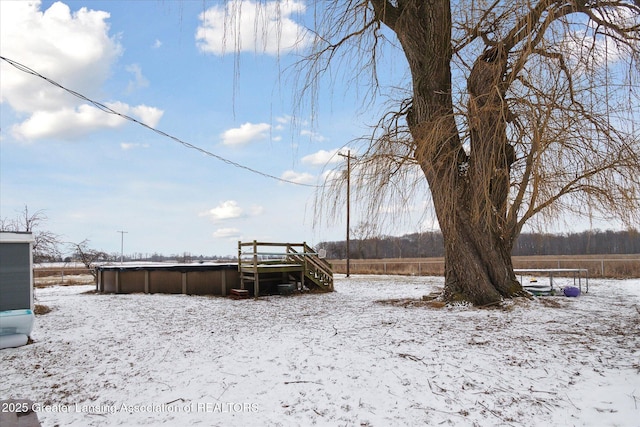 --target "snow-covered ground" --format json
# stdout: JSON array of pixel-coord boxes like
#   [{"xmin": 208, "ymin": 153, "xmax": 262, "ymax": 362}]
[{"xmin": 2, "ymin": 275, "xmax": 639, "ymax": 426}]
